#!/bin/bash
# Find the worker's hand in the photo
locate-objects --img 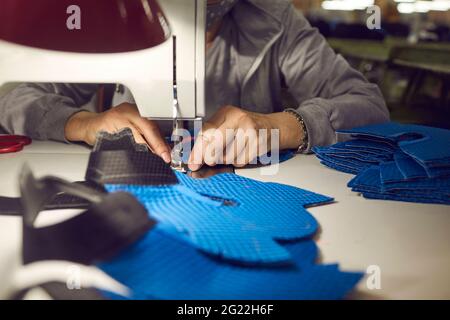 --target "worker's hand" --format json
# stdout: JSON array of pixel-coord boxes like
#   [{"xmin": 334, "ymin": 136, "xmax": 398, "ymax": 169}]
[
  {"xmin": 65, "ymin": 103, "xmax": 171, "ymax": 163},
  {"xmin": 188, "ymin": 105, "xmax": 303, "ymax": 171}
]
